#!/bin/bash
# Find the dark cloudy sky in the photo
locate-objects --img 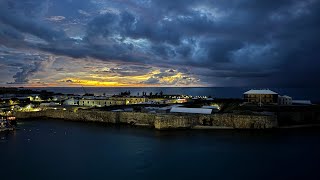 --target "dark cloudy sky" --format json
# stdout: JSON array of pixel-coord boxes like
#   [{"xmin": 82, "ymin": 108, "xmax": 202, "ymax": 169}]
[{"xmin": 0, "ymin": 0, "xmax": 319, "ymax": 87}]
